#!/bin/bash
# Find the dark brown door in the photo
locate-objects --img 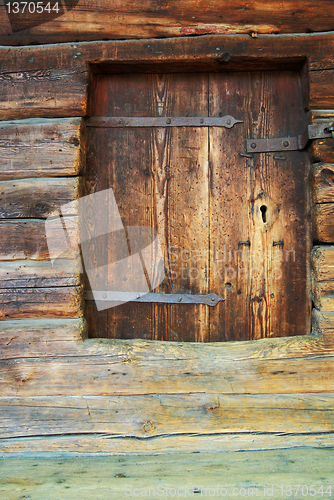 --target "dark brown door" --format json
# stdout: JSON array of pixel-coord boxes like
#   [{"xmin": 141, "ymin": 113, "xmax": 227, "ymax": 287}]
[{"xmin": 85, "ymin": 69, "xmax": 311, "ymax": 341}]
